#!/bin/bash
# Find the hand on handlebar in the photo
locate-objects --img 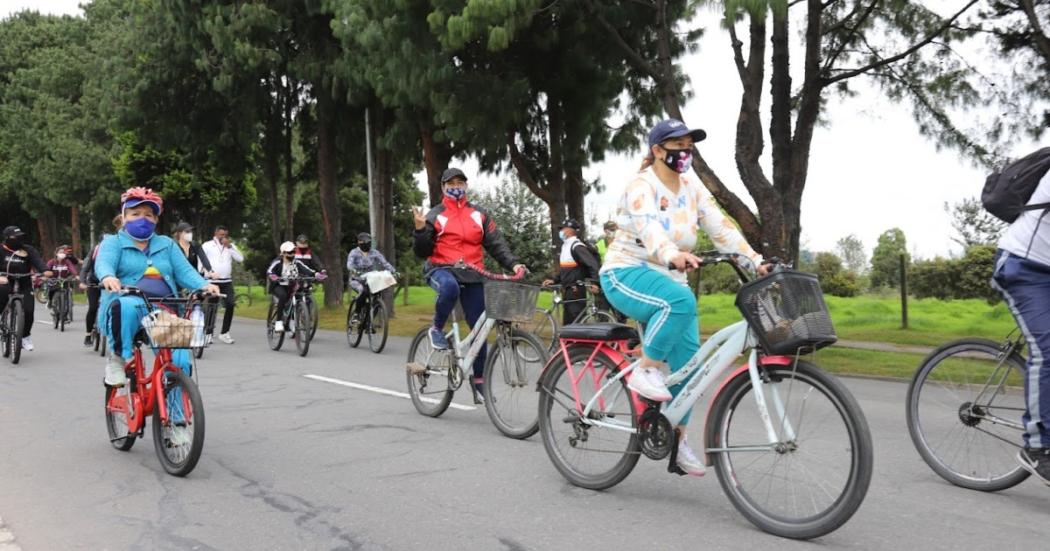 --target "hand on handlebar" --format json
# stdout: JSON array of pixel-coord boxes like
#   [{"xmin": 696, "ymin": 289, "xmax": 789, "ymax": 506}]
[
  {"xmin": 316, "ymin": 272, "xmax": 328, "ymax": 281},
  {"xmin": 669, "ymin": 252, "xmax": 702, "ymax": 272},
  {"xmin": 512, "ymin": 264, "xmax": 527, "ymax": 276},
  {"xmin": 268, "ymin": 274, "xmax": 279, "ymax": 282},
  {"xmin": 201, "ymin": 284, "xmax": 222, "ymax": 296},
  {"xmin": 101, "ymin": 276, "xmax": 122, "ymax": 292},
  {"xmin": 542, "ymin": 278, "xmax": 554, "ymax": 288}
]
